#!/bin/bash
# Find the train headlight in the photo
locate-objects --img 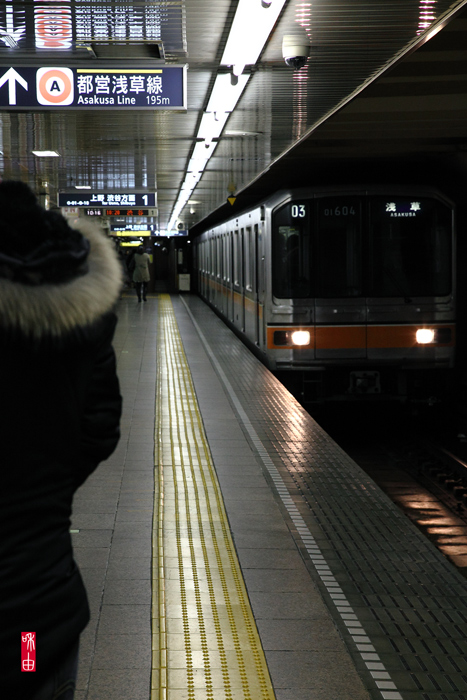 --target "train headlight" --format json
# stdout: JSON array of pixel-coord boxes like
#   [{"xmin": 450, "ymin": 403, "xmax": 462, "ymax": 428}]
[
  {"xmin": 291, "ymin": 330, "xmax": 311, "ymax": 346},
  {"xmin": 416, "ymin": 328, "xmax": 435, "ymax": 344}
]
